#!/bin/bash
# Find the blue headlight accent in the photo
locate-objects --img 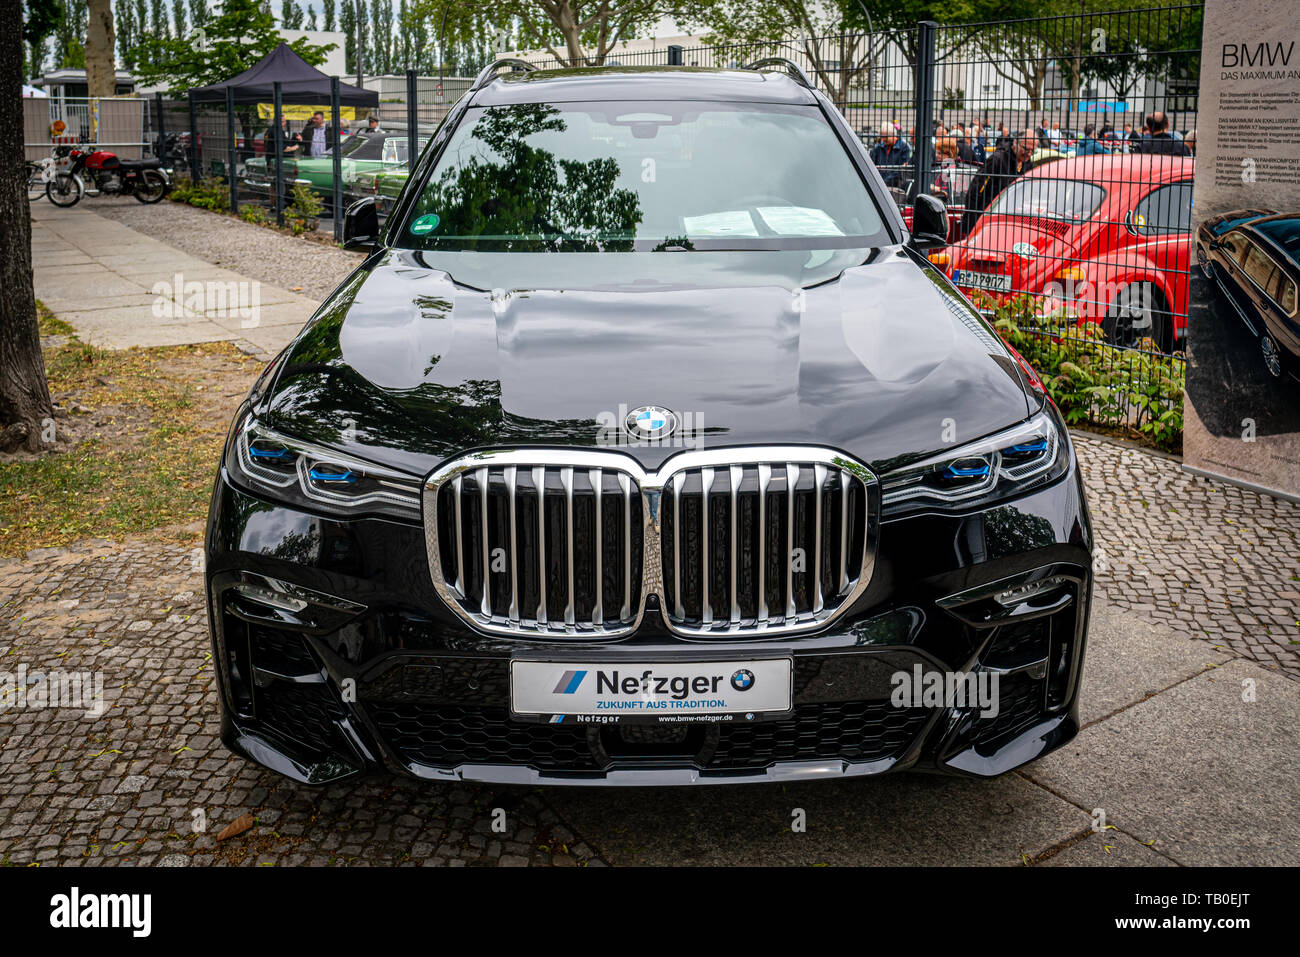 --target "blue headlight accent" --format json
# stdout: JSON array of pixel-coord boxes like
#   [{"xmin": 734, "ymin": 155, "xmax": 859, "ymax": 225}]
[
  {"xmin": 1005, "ymin": 439, "xmax": 1048, "ymax": 454},
  {"xmin": 943, "ymin": 462, "xmax": 991, "ymax": 480},
  {"xmin": 309, "ymin": 467, "xmax": 358, "ymax": 483},
  {"xmin": 249, "ymin": 445, "xmax": 293, "ymax": 460}
]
